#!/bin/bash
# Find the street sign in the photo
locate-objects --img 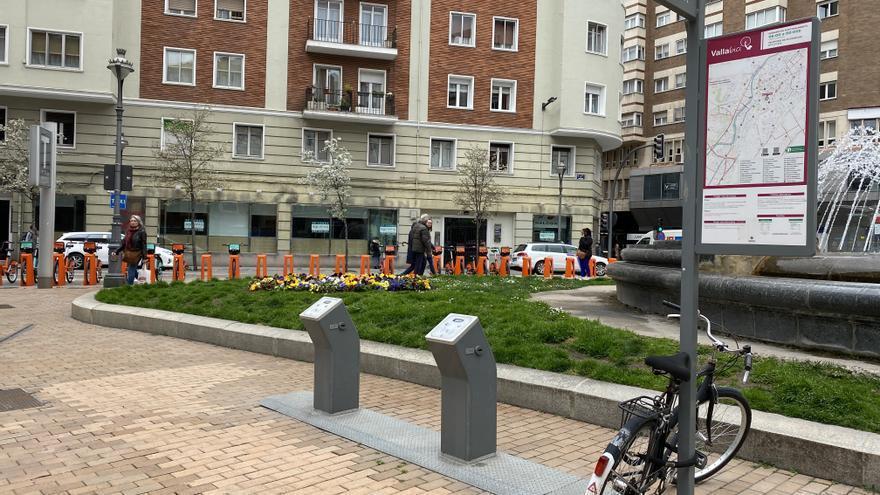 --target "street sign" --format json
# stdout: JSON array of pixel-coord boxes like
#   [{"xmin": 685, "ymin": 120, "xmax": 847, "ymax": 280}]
[
  {"xmin": 576, "ymin": 173, "xmax": 586, "ymax": 180},
  {"xmin": 104, "ymin": 164, "xmax": 133, "ymax": 191},
  {"xmin": 29, "ymin": 125, "xmax": 55, "ymax": 188},
  {"xmin": 110, "ymin": 194, "xmax": 127, "ymax": 209},
  {"xmin": 697, "ymin": 19, "xmax": 819, "ymax": 256}
]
